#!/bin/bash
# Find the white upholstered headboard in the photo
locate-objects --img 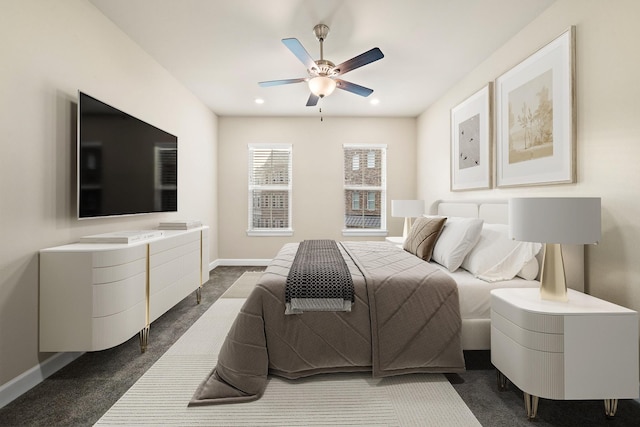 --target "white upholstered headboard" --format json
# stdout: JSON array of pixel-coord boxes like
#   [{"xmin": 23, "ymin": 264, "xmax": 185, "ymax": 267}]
[
  {"xmin": 436, "ymin": 200, "xmax": 509, "ymax": 224},
  {"xmin": 432, "ymin": 200, "xmax": 585, "ymax": 292}
]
